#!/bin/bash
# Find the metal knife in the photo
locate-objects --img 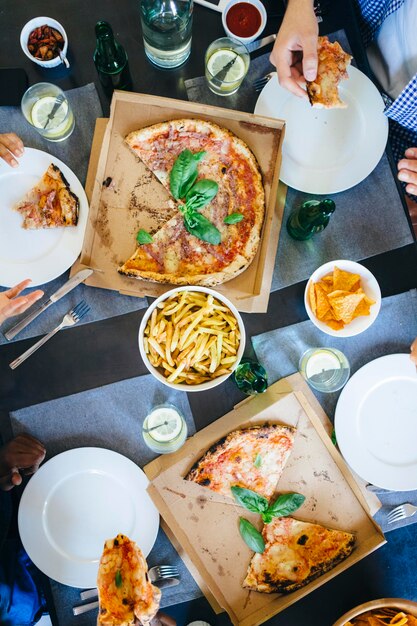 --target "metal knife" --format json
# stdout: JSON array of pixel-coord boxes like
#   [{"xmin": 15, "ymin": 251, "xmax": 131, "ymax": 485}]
[
  {"xmin": 4, "ymin": 268, "xmax": 93, "ymax": 341},
  {"xmin": 246, "ymin": 33, "xmax": 276, "ymax": 54}
]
